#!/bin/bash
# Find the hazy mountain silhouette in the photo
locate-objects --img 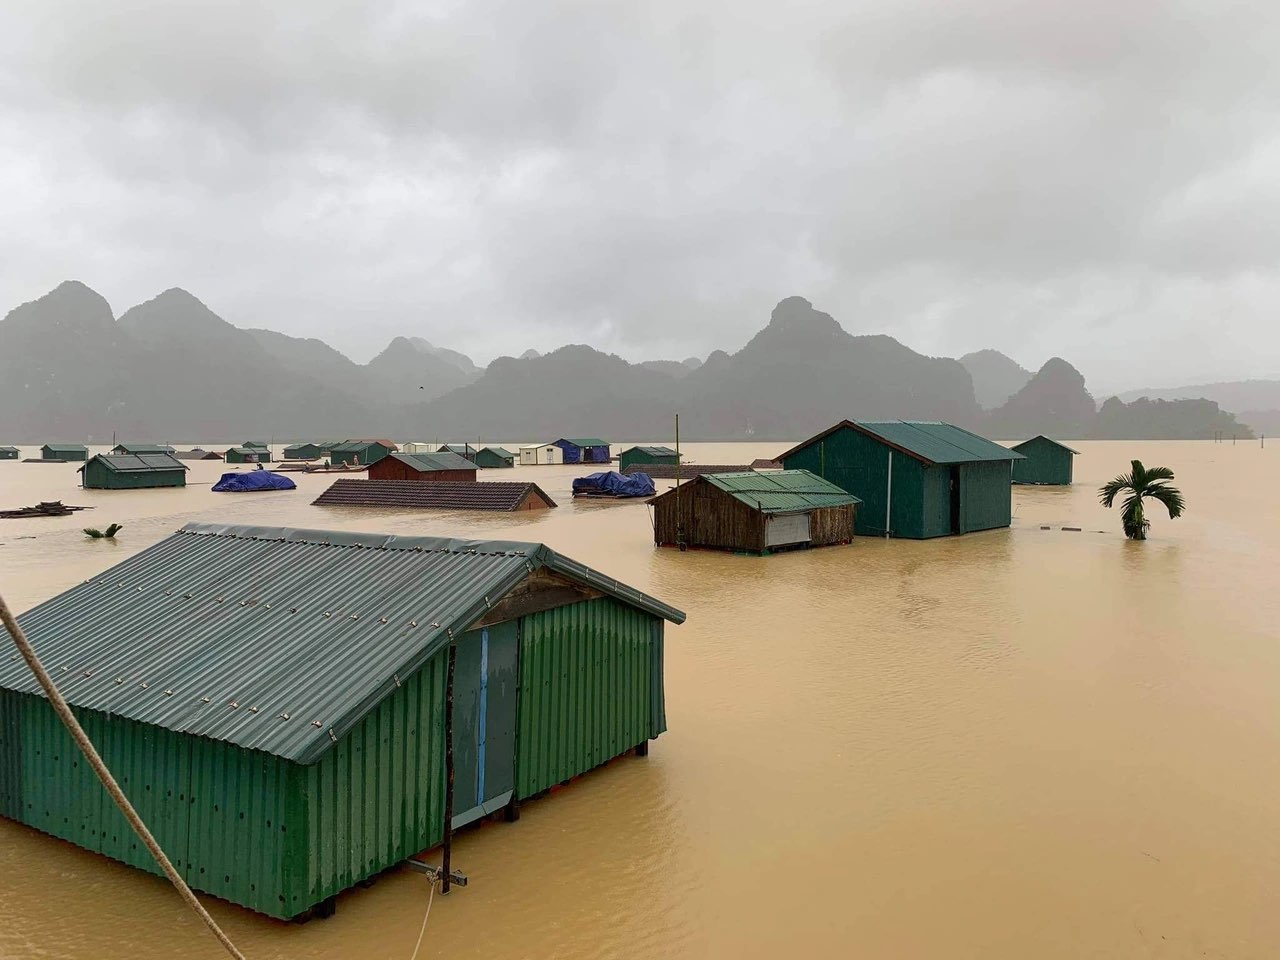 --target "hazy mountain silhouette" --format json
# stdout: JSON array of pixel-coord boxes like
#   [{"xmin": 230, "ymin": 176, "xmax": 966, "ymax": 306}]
[
  {"xmin": 1112, "ymin": 379, "xmax": 1280, "ymax": 411},
  {"xmin": 986, "ymin": 357, "xmax": 1096, "ymax": 438},
  {"xmin": 960, "ymin": 349, "xmax": 1034, "ymax": 409},
  {"xmin": 638, "ymin": 358, "xmax": 701, "ymax": 378},
  {"xmin": 365, "ymin": 337, "xmax": 480, "ymax": 403},
  {"xmin": 1094, "ymin": 396, "xmax": 1253, "ymax": 440}
]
